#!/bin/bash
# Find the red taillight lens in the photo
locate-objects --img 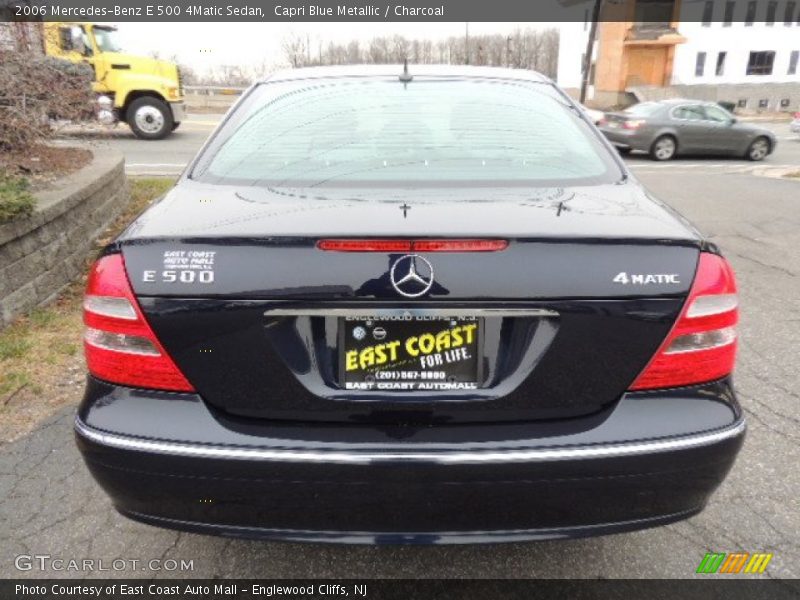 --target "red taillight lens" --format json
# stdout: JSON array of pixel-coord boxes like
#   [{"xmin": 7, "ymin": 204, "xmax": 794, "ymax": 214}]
[
  {"xmin": 623, "ymin": 119, "xmax": 645, "ymax": 130},
  {"xmin": 317, "ymin": 239, "xmax": 508, "ymax": 252},
  {"xmin": 629, "ymin": 252, "xmax": 738, "ymax": 391},
  {"xmin": 318, "ymin": 239, "xmax": 412, "ymax": 252},
  {"xmin": 414, "ymin": 239, "xmax": 508, "ymax": 252},
  {"xmin": 83, "ymin": 254, "xmax": 194, "ymax": 392}
]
